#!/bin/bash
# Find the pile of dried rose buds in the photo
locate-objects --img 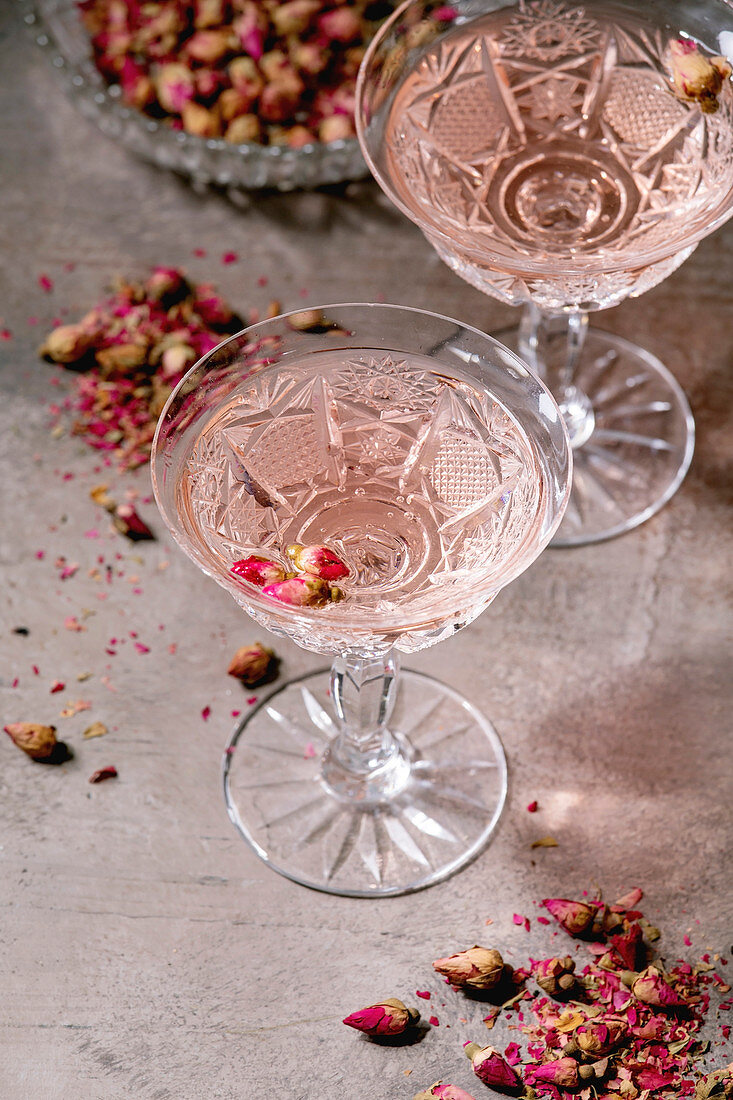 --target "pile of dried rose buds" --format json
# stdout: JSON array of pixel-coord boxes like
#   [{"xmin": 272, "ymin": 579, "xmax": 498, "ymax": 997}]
[
  {"xmin": 231, "ymin": 542, "xmax": 348, "ymax": 607},
  {"xmin": 77, "ymin": 0, "xmax": 400, "ymax": 147},
  {"xmin": 342, "ymin": 887, "xmax": 732, "ymax": 1099},
  {"xmin": 41, "ymin": 267, "xmax": 249, "ymax": 470}
]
